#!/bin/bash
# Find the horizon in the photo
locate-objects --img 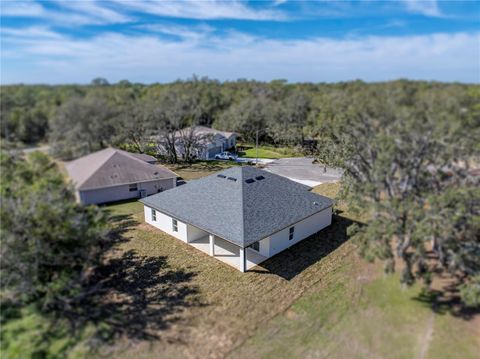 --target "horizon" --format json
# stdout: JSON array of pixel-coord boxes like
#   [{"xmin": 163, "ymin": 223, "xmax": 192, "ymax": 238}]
[
  {"xmin": 1, "ymin": 77, "xmax": 479, "ymax": 87},
  {"xmin": 1, "ymin": 0, "xmax": 479, "ymax": 85}
]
